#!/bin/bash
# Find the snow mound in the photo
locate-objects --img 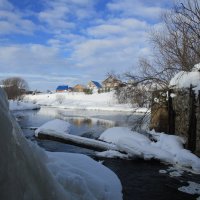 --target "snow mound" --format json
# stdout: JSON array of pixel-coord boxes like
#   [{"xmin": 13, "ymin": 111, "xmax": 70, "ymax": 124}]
[
  {"xmin": 99, "ymin": 127, "xmax": 150, "ymax": 144},
  {"xmin": 35, "ymin": 119, "xmax": 71, "ymax": 137},
  {"xmin": 169, "ymin": 71, "xmax": 200, "ymax": 88},
  {"xmin": 169, "ymin": 63, "xmax": 200, "ymax": 92},
  {"xmin": 47, "ymin": 152, "xmax": 122, "ymax": 200},
  {"xmin": 9, "ymin": 100, "xmax": 40, "ymax": 111},
  {"xmin": 99, "ymin": 127, "xmax": 200, "ymax": 172},
  {"xmin": 193, "ymin": 63, "xmax": 200, "ymax": 71}
]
